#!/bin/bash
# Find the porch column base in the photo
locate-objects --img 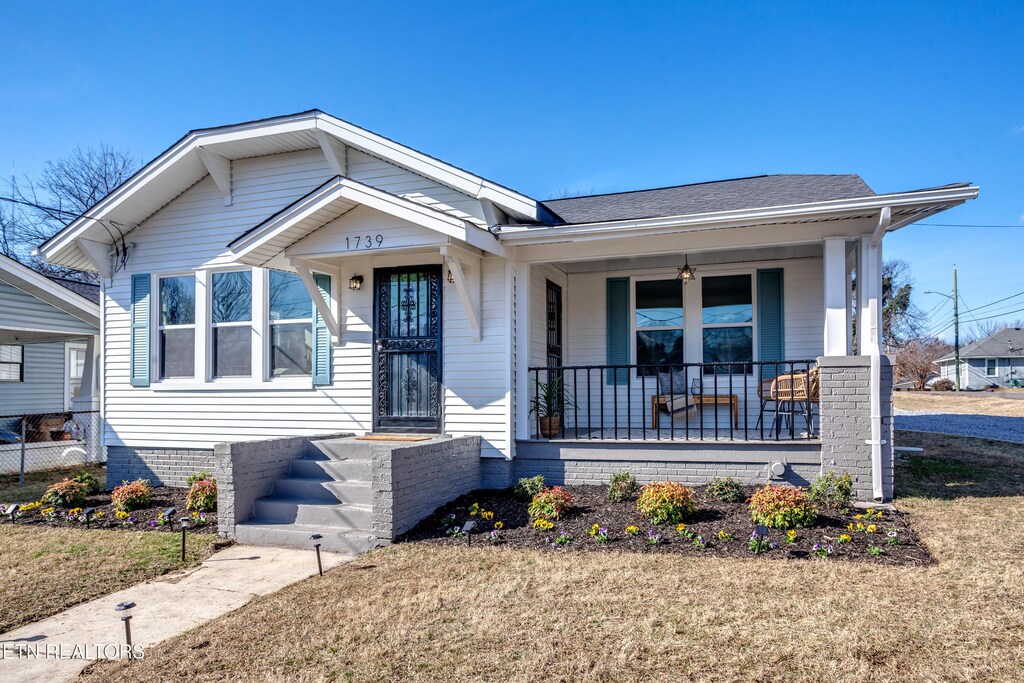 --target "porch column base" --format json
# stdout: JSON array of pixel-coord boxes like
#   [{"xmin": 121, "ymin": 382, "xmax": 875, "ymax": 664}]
[
  {"xmin": 481, "ymin": 457, "xmax": 514, "ymax": 489},
  {"xmin": 817, "ymin": 355, "xmax": 894, "ymax": 501}
]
